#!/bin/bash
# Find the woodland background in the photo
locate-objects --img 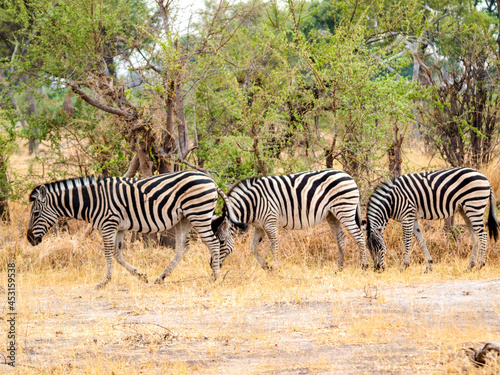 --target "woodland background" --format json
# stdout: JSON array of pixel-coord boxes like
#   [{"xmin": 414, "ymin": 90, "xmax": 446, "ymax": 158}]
[
  {"xmin": 1, "ymin": 3, "xmax": 500, "ymax": 373},
  {"xmin": 1, "ymin": 0, "xmax": 499, "ymax": 219}
]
